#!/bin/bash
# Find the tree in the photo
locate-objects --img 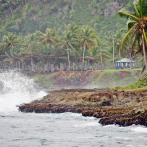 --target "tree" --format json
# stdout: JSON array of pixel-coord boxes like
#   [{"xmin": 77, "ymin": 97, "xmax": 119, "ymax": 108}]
[
  {"xmin": 21, "ymin": 38, "xmax": 40, "ymax": 72},
  {"xmin": 79, "ymin": 26, "xmax": 97, "ymax": 70},
  {"xmin": 0, "ymin": 23, "xmax": 104, "ymax": 72},
  {"xmin": 118, "ymin": 0, "xmax": 147, "ymax": 72},
  {"xmin": 61, "ymin": 31, "xmax": 77, "ymax": 71},
  {"xmin": 49, "ymin": 45, "xmax": 66, "ymax": 71},
  {"xmin": 2, "ymin": 33, "xmax": 20, "ymax": 52},
  {"xmin": 41, "ymin": 28, "xmax": 58, "ymax": 47}
]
